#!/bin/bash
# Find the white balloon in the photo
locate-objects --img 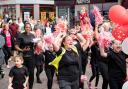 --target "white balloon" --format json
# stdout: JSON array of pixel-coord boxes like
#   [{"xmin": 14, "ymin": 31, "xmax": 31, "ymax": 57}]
[
  {"xmin": 122, "ymin": 38, "xmax": 128, "ymax": 55},
  {"xmin": 122, "ymin": 81, "xmax": 128, "ymax": 89}
]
